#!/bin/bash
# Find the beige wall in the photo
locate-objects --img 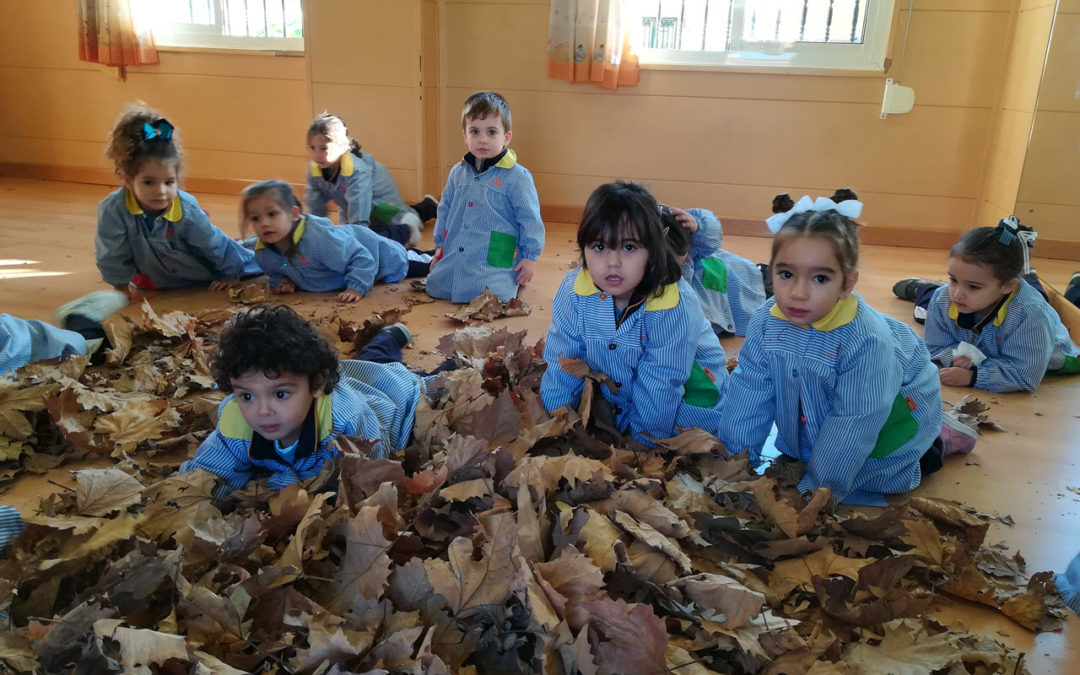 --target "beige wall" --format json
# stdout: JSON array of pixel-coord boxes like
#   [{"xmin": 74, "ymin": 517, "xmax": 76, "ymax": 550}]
[
  {"xmin": 0, "ymin": 2, "xmax": 310, "ymax": 192},
  {"xmin": 1015, "ymin": 0, "xmax": 1080, "ymax": 242},
  {"xmin": 440, "ymin": 0, "xmax": 1015, "ymax": 239},
  {"xmin": 977, "ymin": 0, "xmax": 1057, "ymax": 228},
  {"xmin": 1, "ymin": 0, "xmax": 1072, "ymax": 248}
]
